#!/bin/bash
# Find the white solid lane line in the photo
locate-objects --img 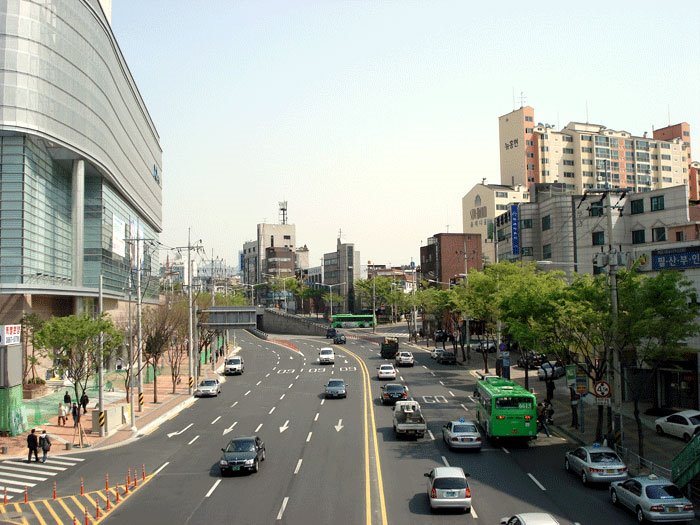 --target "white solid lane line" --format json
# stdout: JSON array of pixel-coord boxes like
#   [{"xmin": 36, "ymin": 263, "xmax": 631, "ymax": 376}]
[
  {"xmin": 153, "ymin": 462, "xmax": 170, "ymax": 476},
  {"xmin": 294, "ymin": 459, "xmax": 302, "ymax": 474},
  {"xmin": 441, "ymin": 456, "xmax": 449, "ymax": 467},
  {"xmin": 255, "ymin": 423, "xmax": 263, "ymax": 432},
  {"xmin": 471, "ymin": 507, "xmax": 479, "ymax": 518},
  {"xmin": 188, "ymin": 435, "xmax": 200, "ymax": 445},
  {"xmin": 306, "ymin": 432, "xmax": 312, "ymax": 443},
  {"xmin": 277, "ymin": 497, "xmax": 289, "ymax": 520},
  {"xmin": 205, "ymin": 480, "xmax": 221, "ymax": 498},
  {"xmin": 211, "ymin": 416, "xmax": 221, "ymax": 424},
  {"xmin": 528, "ymin": 473, "xmax": 546, "ymax": 491}
]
